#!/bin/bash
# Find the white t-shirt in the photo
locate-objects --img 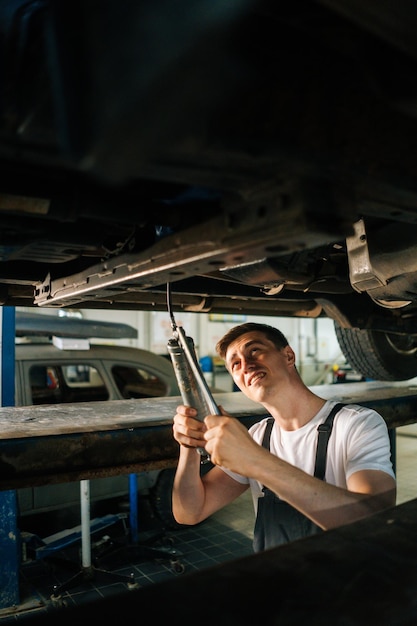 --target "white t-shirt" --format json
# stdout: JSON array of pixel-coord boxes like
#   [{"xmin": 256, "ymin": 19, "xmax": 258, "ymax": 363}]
[{"xmin": 221, "ymin": 400, "xmax": 395, "ymax": 513}]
